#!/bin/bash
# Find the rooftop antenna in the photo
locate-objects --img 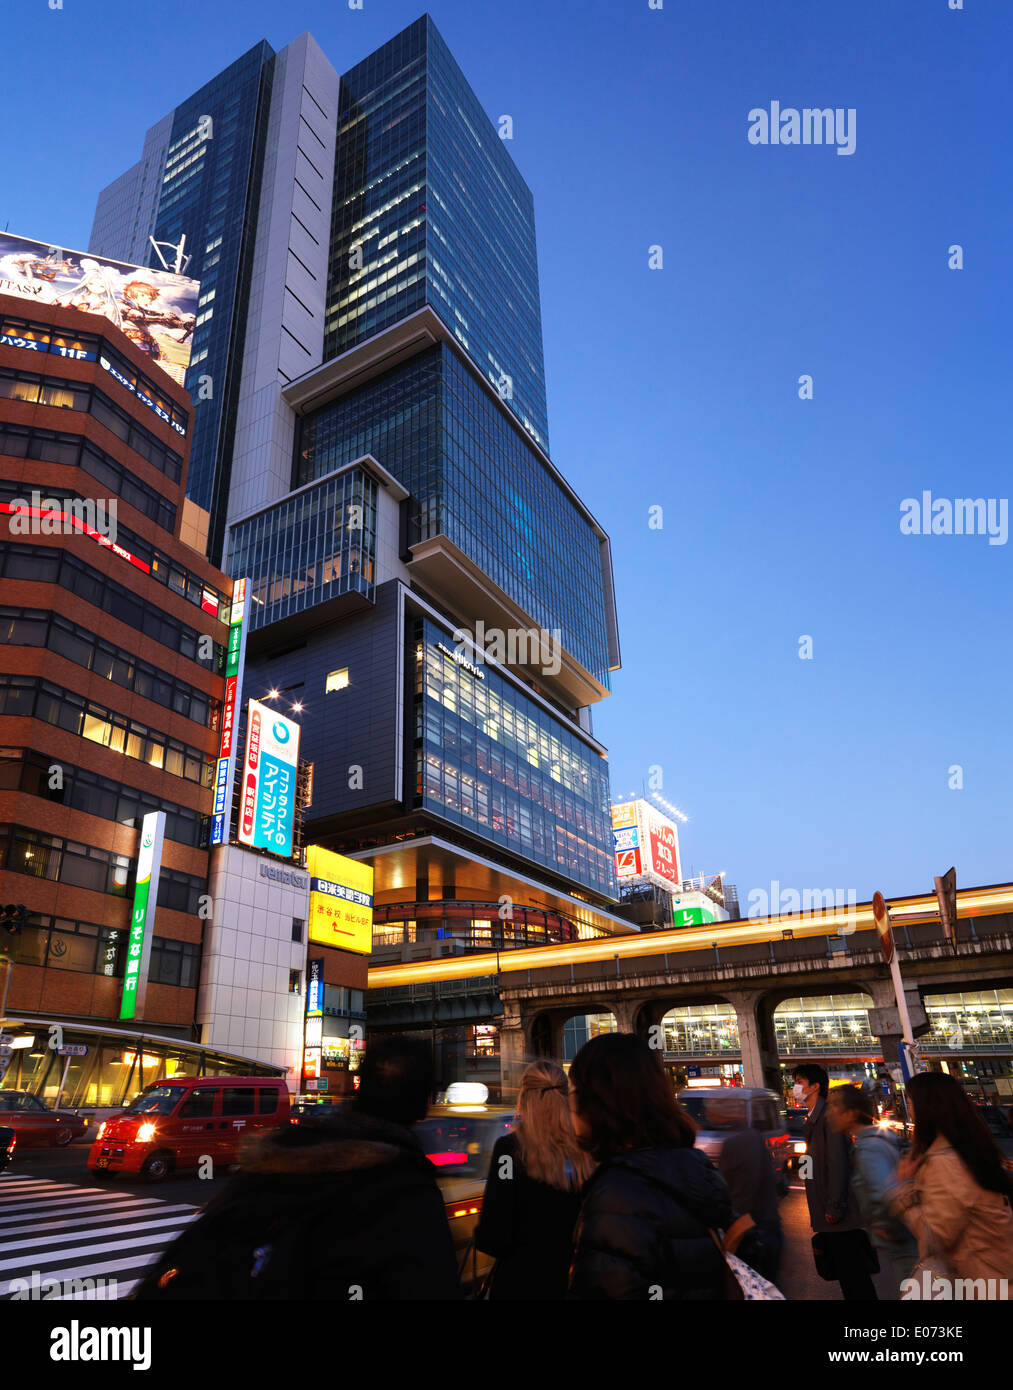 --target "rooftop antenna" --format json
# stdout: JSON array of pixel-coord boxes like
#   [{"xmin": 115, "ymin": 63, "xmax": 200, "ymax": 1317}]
[{"xmin": 149, "ymin": 233, "xmax": 190, "ymax": 276}]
